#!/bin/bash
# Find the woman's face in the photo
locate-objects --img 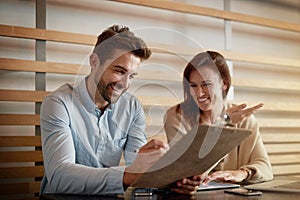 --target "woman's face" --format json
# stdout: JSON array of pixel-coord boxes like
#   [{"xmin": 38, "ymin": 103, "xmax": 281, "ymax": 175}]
[{"xmin": 189, "ymin": 66, "xmax": 226, "ymax": 112}]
